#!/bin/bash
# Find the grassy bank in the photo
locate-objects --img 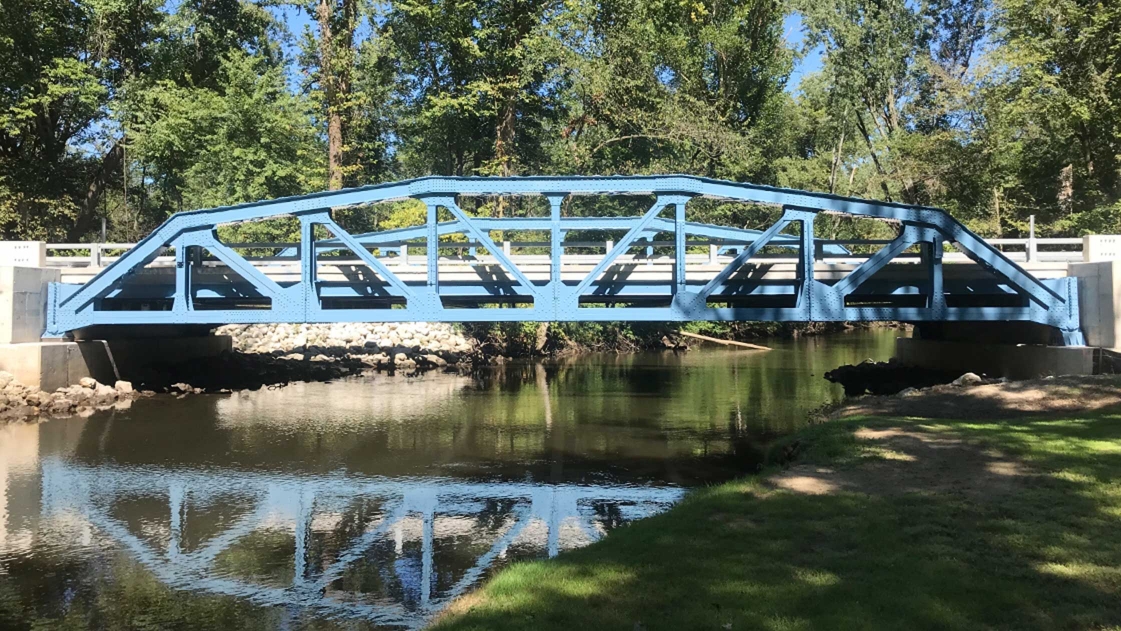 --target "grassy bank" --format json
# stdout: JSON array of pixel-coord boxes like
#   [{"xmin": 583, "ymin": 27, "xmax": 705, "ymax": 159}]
[{"xmin": 432, "ymin": 377, "xmax": 1121, "ymax": 630}]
